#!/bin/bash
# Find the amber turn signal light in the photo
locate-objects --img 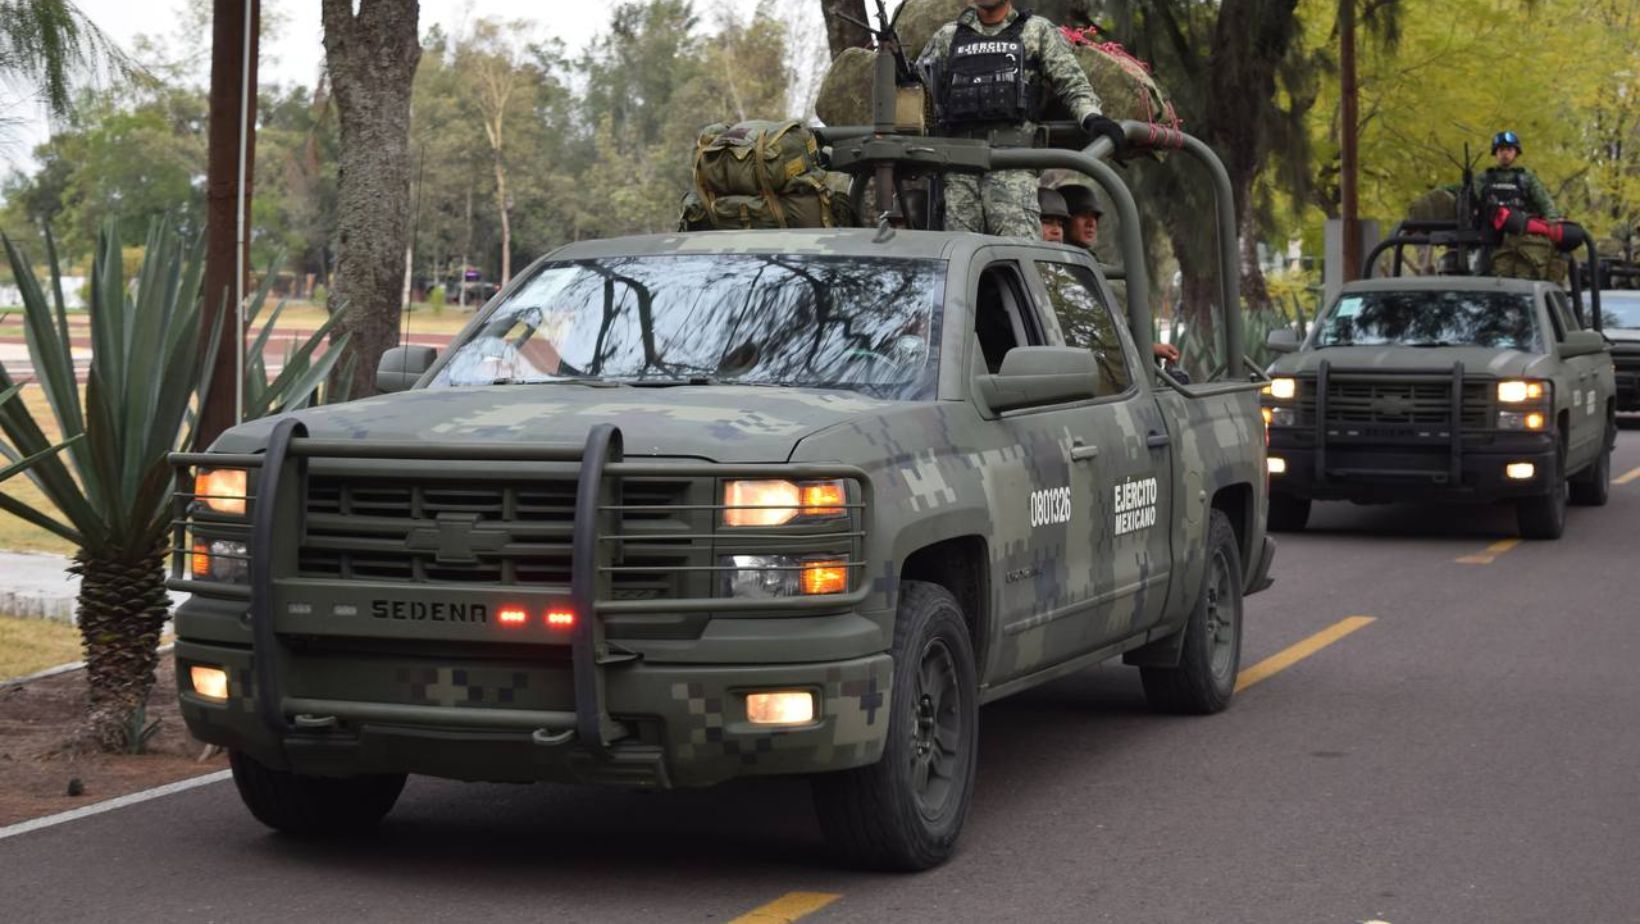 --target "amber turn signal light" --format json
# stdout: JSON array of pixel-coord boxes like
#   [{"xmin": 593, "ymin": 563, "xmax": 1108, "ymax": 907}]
[{"xmin": 801, "ymin": 559, "xmax": 849, "ymax": 596}]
